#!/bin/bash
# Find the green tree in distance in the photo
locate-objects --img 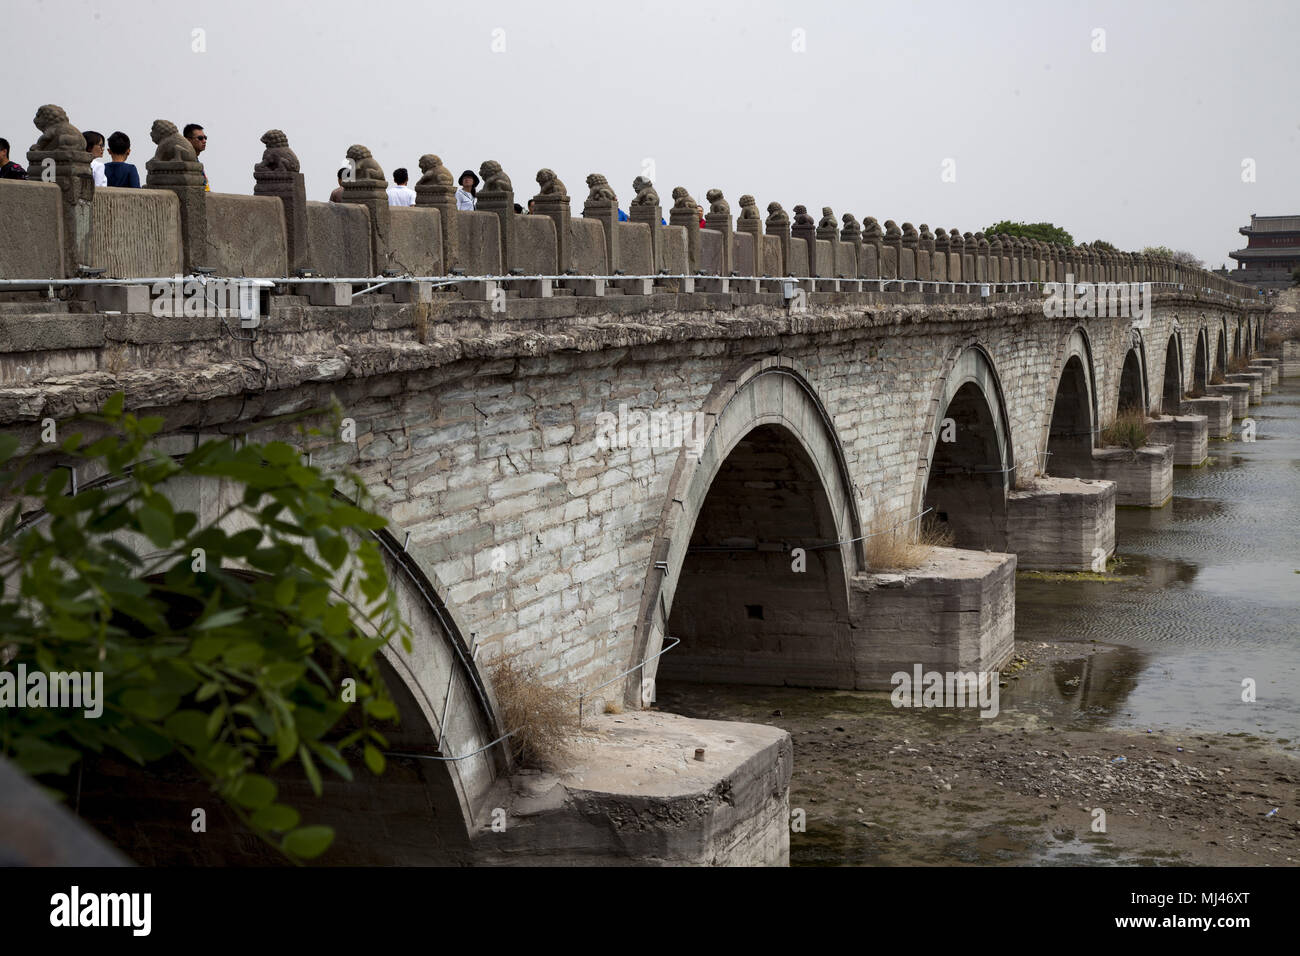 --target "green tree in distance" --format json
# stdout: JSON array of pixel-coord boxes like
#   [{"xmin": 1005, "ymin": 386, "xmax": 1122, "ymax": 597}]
[
  {"xmin": 0, "ymin": 394, "xmax": 411, "ymax": 863},
  {"xmin": 982, "ymin": 221, "xmax": 1074, "ymax": 246}
]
